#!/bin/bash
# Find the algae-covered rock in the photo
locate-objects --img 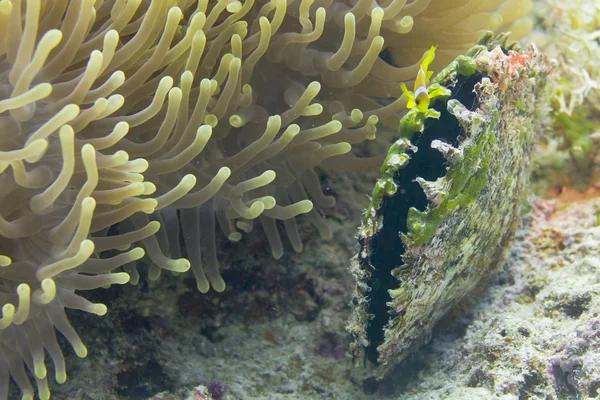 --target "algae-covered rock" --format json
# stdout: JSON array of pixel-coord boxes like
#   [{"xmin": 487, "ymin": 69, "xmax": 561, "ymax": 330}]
[{"xmin": 348, "ymin": 36, "xmax": 553, "ymax": 378}]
